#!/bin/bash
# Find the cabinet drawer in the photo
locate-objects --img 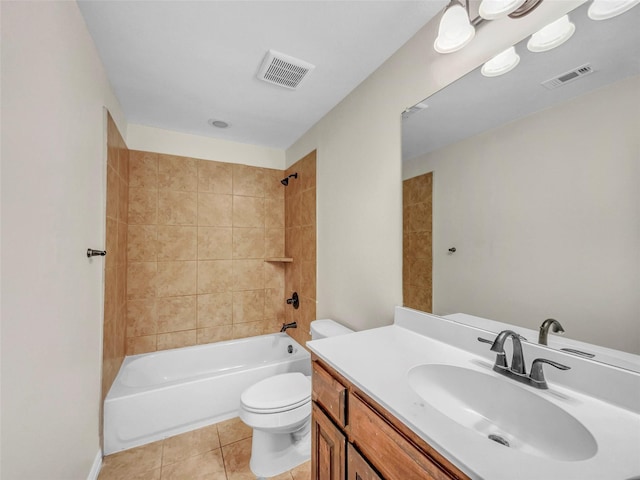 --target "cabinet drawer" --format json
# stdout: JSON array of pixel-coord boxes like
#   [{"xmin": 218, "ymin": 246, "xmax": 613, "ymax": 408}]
[
  {"xmin": 347, "ymin": 444, "xmax": 383, "ymax": 480},
  {"xmin": 312, "ymin": 361, "xmax": 347, "ymax": 427},
  {"xmin": 349, "ymin": 393, "xmax": 459, "ymax": 480}
]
